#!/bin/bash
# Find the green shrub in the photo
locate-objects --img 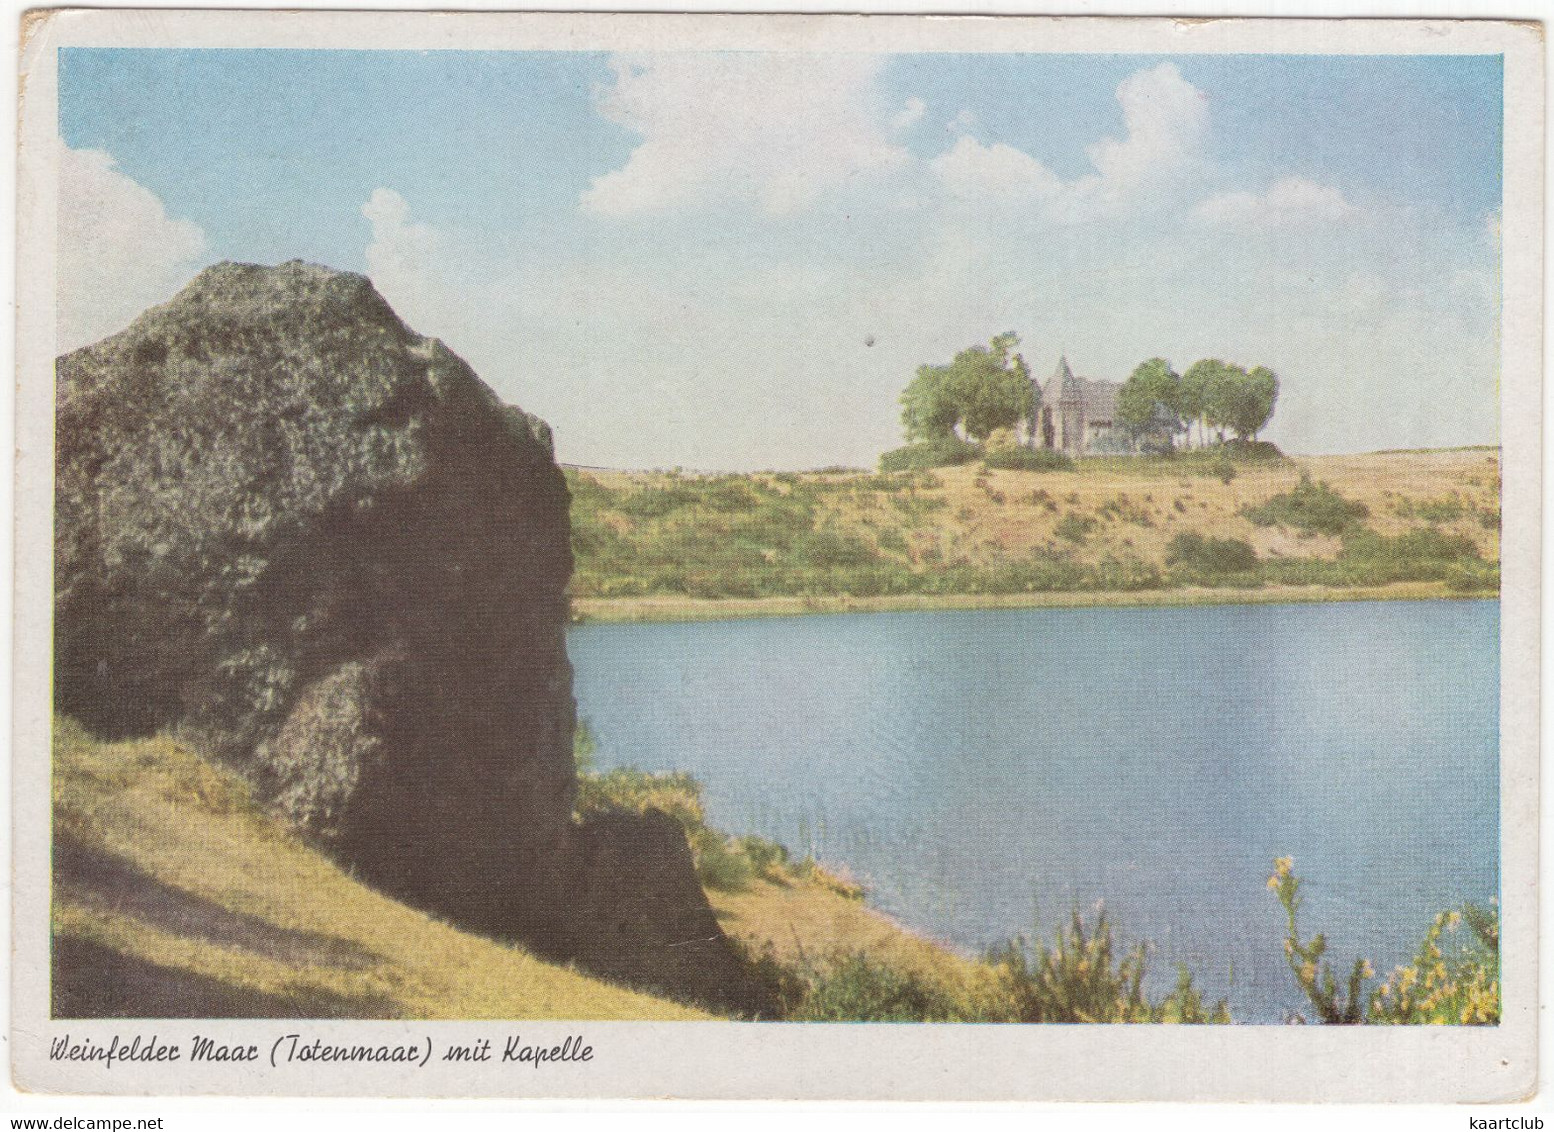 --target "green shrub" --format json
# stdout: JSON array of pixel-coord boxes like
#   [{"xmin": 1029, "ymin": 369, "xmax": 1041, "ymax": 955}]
[
  {"xmin": 1088, "ymin": 554, "xmax": 1164, "ymax": 592},
  {"xmin": 890, "ymin": 493, "xmax": 948, "ymax": 521},
  {"xmin": 759, "ymin": 905, "xmax": 1230, "ymax": 1023},
  {"xmin": 1262, "ymin": 527, "xmax": 1489, "ymax": 588},
  {"xmin": 574, "ymin": 766, "xmax": 705, "ymax": 830},
  {"xmin": 694, "ymin": 835, "xmax": 757, "ymax": 891},
  {"xmin": 1268, "ymin": 856, "xmax": 1368, "ymax": 1024},
  {"xmin": 1165, "ymin": 532, "xmax": 1259, "ymax": 577},
  {"xmin": 984, "ymin": 908, "xmax": 1228, "ymax": 1024},
  {"xmin": 1445, "ymin": 561, "xmax": 1500, "ymax": 593},
  {"xmin": 699, "ymin": 479, "xmax": 762, "ymax": 513},
  {"xmin": 1243, "ymin": 473, "xmax": 1369, "ymax": 535},
  {"xmin": 1337, "ymin": 527, "xmax": 1482, "ymax": 582},
  {"xmin": 1082, "ymin": 444, "xmax": 1282, "ymax": 477},
  {"xmin": 1269, "ymin": 857, "xmax": 1499, "ymax": 1025},
  {"xmin": 570, "ymin": 512, "xmax": 635, "ymax": 564},
  {"xmin": 1370, "ymin": 904, "xmax": 1500, "ymax": 1025},
  {"xmin": 981, "ymin": 447, "xmax": 1074, "ymax": 473},
  {"xmin": 788, "ymin": 952, "xmax": 965, "ymax": 1022},
  {"xmin": 1220, "ymin": 439, "xmax": 1285, "ymax": 463},
  {"xmin": 574, "ymin": 761, "xmax": 846, "ymax": 895},
  {"xmin": 1097, "ymin": 494, "xmax": 1153, "ymax": 527},
  {"xmin": 879, "ymin": 437, "xmax": 982, "ymax": 471},
  {"xmin": 1055, "ymin": 513, "xmax": 1096, "ymax": 543},
  {"xmin": 617, "ymin": 484, "xmax": 704, "ymax": 518},
  {"xmin": 852, "ymin": 473, "xmax": 916, "ymax": 493},
  {"xmin": 790, "ymin": 529, "xmax": 880, "ymax": 569},
  {"xmin": 1394, "ymin": 494, "xmax": 1466, "ymax": 523},
  {"xmin": 737, "ymin": 835, "xmax": 790, "ymax": 880}
]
